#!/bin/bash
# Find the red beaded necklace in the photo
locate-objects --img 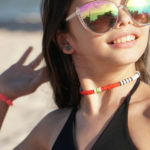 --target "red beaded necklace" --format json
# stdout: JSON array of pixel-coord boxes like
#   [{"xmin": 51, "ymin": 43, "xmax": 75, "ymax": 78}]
[{"xmin": 80, "ymin": 71, "xmax": 140, "ymax": 95}]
